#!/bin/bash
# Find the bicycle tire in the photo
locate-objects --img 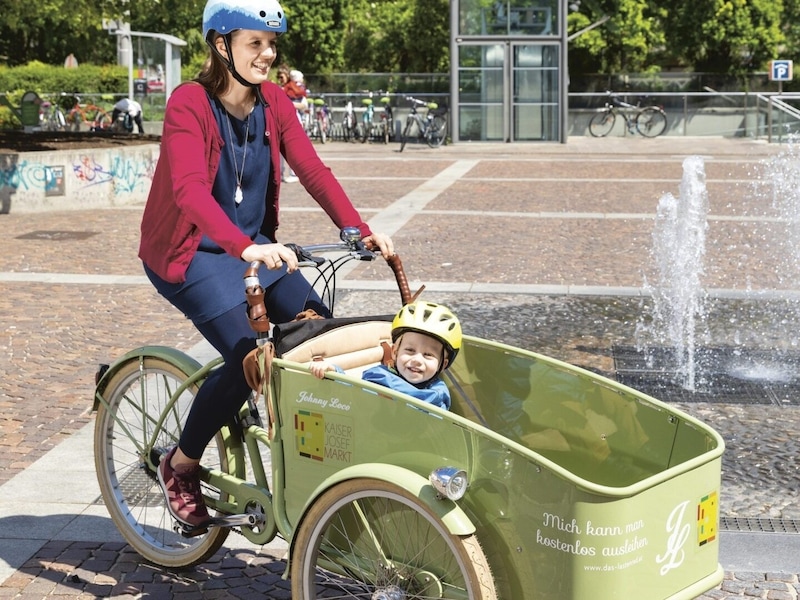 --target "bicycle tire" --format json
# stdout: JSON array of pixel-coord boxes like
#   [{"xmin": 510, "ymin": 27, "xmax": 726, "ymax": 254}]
[
  {"xmin": 636, "ymin": 106, "xmax": 668, "ymax": 137},
  {"xmin": 589, "ymin": 109, "xmax": 616, "ymax": 137},
  {"xmin": 55, "ymin": 108, "xmax": 67, "ymax": 131},
  {"xmin": 426, "ymin": 114, "xmax": 447, "ymax": 148},
  {"xmin": 399, "ymin": 118, "xmax": 415, "ymax": 152},
  {"xmin": 94, "ymin": 356, "xmax": 230, "ymax": 568},
  {"xmin": 92, "ymin": 109, "xmax": 112, "ymax": 130},
  {"xmin": 342, "ymin": 114, "xmax": 355, "ymax": 143},
  {"xmin": 290, "ymin": 478, "xmax": 498, "ymax": 600}
]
